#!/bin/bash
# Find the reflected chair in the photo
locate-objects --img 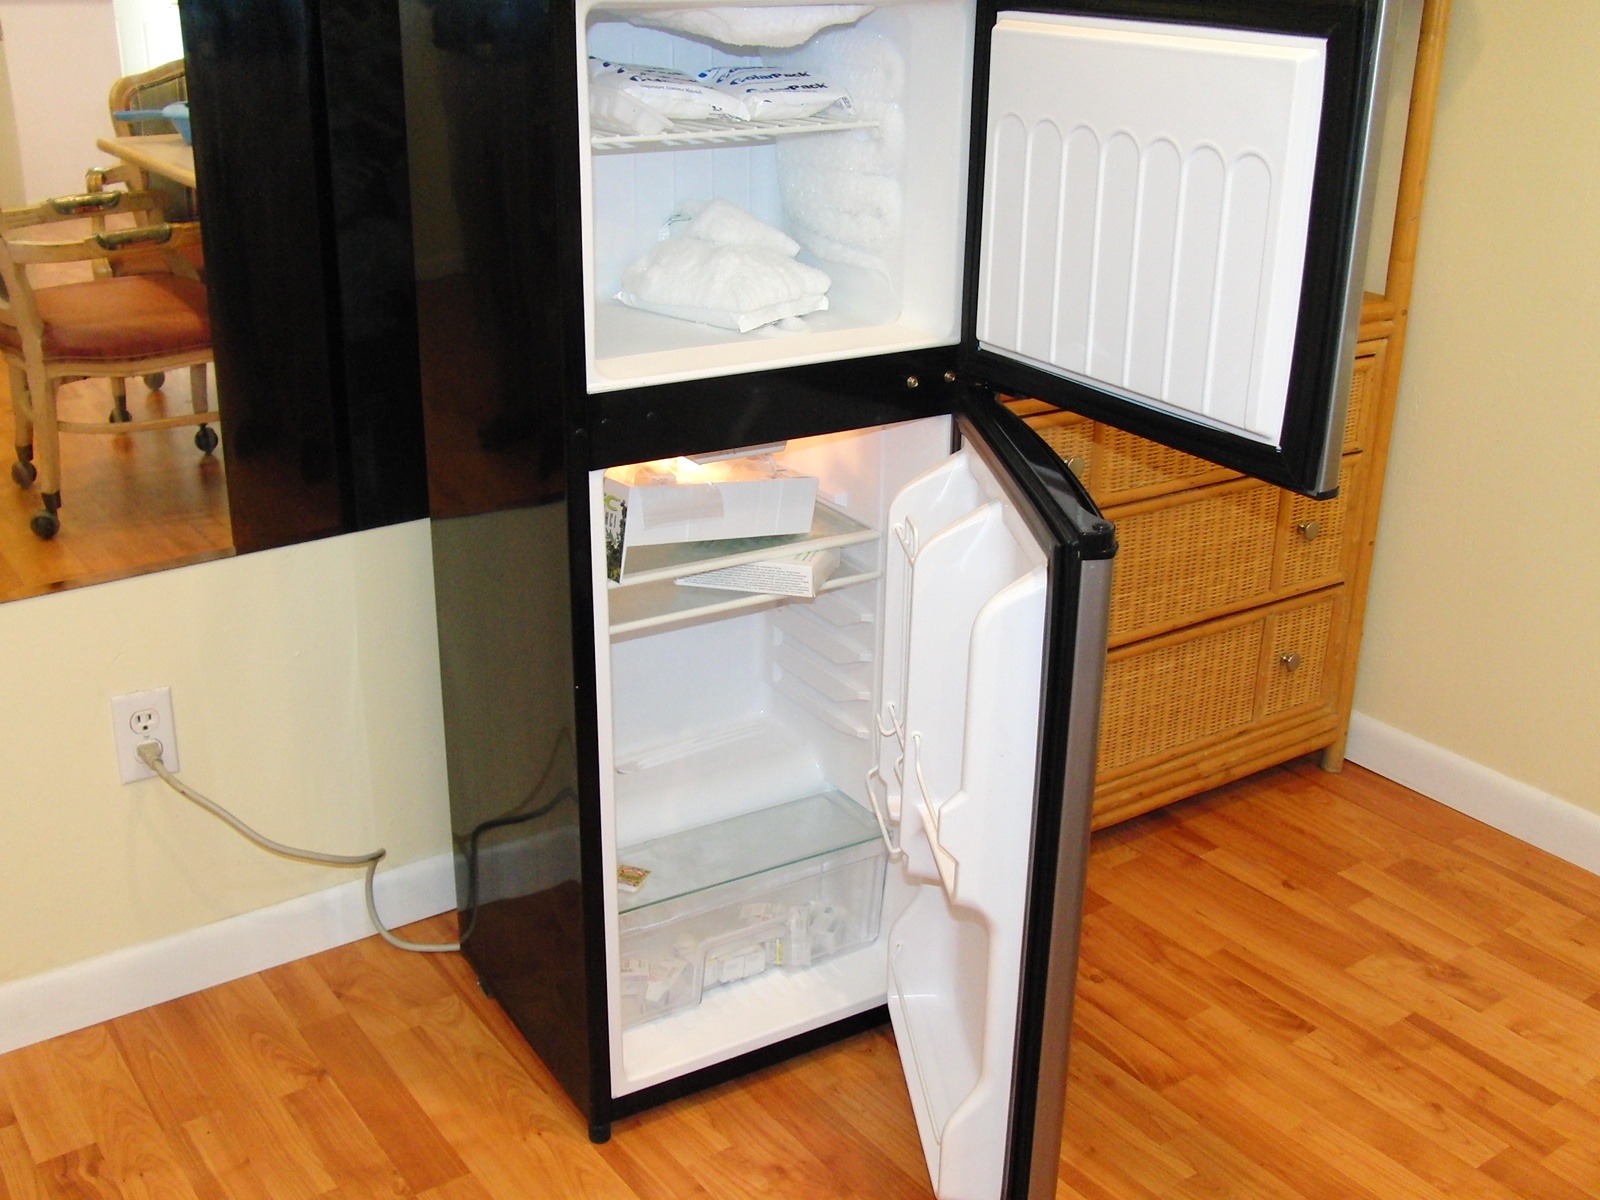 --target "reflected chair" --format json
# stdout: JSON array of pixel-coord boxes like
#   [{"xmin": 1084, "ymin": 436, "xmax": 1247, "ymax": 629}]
[
  {"xmin": 93, "ymin": 59, "xmax": 192, "ymax": 209},
  {"xmin": 0, "ymin": 190, "xmax": 215, "ymax": 540},
  {"xmin": 86, "ymin": 58, "xmax": 200, "ymax": 412}
]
